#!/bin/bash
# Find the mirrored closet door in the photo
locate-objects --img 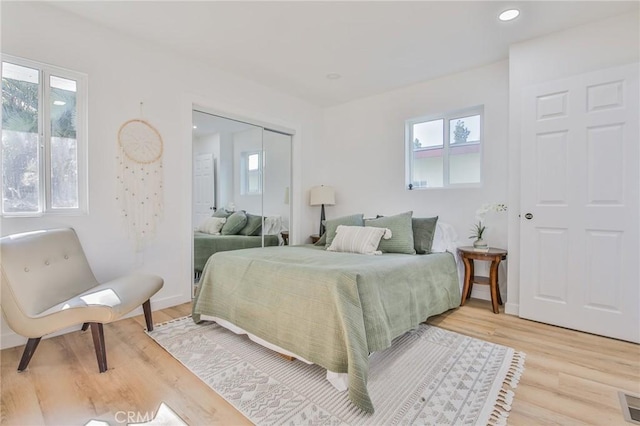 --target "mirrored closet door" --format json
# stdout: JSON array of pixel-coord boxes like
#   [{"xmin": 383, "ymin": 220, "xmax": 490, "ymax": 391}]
[
  {"xmin": 262, "ymin": 129, "xmax": 292, "ymax": 245},
  {"xmin": 191, "ymin": 110, "xmax": 292, "ymax": 282}
]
